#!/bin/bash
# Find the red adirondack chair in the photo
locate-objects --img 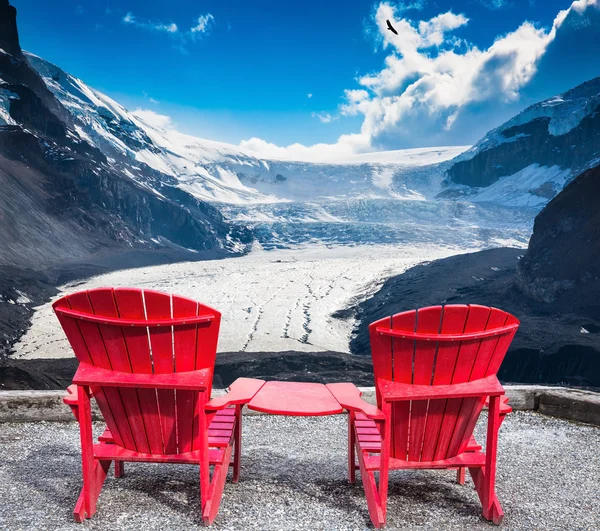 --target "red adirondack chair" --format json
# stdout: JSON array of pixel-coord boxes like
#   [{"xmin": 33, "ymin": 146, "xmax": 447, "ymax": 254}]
[
  {"xmin": 54, "ymin": 288, "xmax": 264, "ymax": 525},
  {"xmin": 328, "ymin": 304, "xmax": 519, "ymax": 528}
]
